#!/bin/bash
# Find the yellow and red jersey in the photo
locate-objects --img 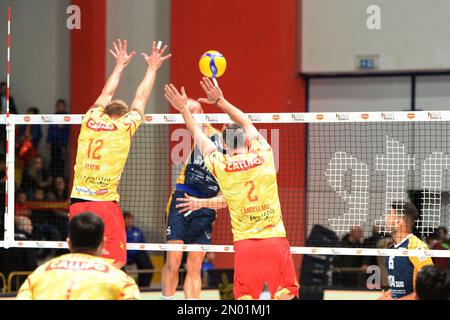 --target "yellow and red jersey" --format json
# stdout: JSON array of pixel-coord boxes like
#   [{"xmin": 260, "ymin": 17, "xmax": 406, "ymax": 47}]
[
  {"xmin": 71, "ymin": 105, "xmax": 143, "ymax": 202},
  {"xmin": 16, "ymin": 253, "xmax": 140, "ymax": 300},
  {"xmin": 204, "ymin": 136, "xmax": 286, "ymax": 242}
]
